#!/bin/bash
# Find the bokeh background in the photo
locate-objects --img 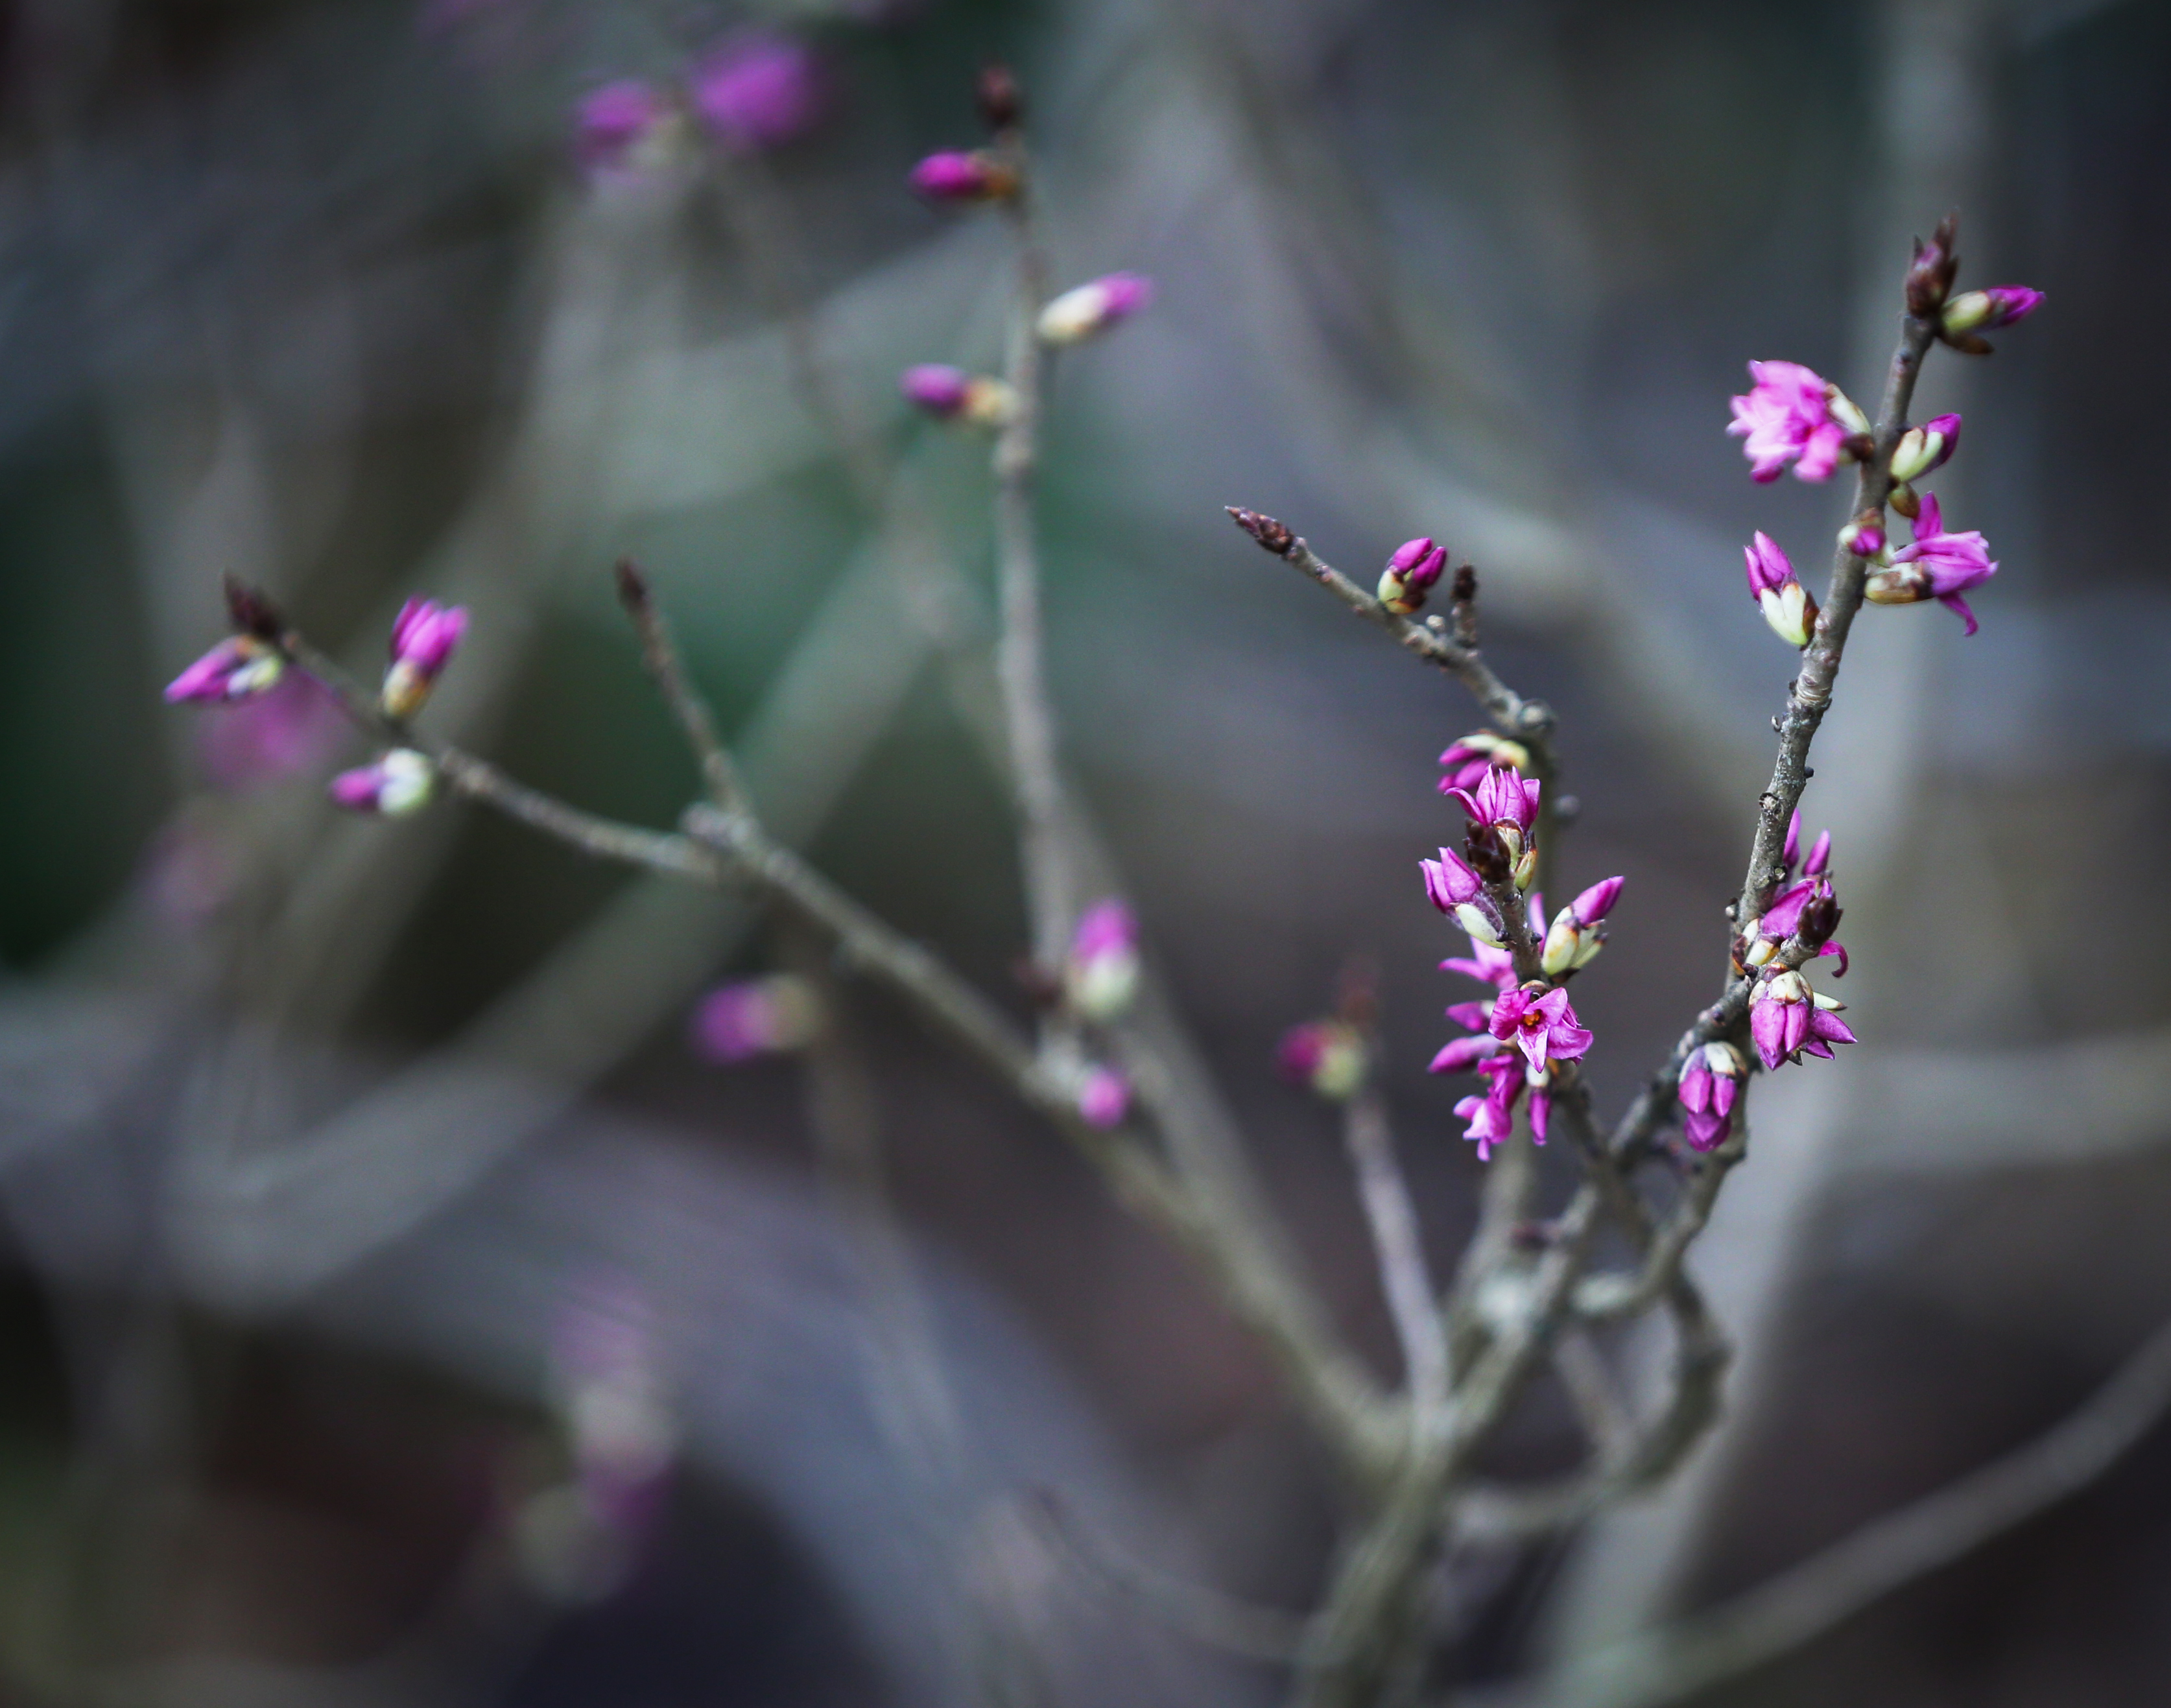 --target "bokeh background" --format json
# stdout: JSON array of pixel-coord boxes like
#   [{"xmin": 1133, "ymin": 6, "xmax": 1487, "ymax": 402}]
[{"xmin": 1, "ymin": 0, "xmax": 2168, "ymax": 1702}]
